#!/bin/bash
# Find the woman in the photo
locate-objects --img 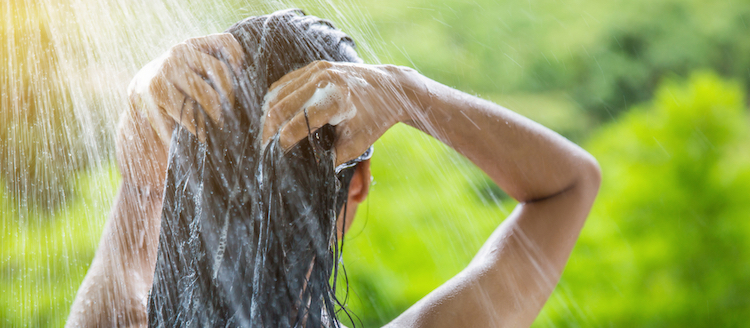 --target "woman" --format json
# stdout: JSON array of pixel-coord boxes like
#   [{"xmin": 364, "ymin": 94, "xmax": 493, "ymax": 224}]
[
  {"xmin": 147, "ymin": 12, "xmax": 374, "ymax": 327},
  {"xmin": 67, "ymin": 9, "xmax": 600, "ymax": 328}
]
